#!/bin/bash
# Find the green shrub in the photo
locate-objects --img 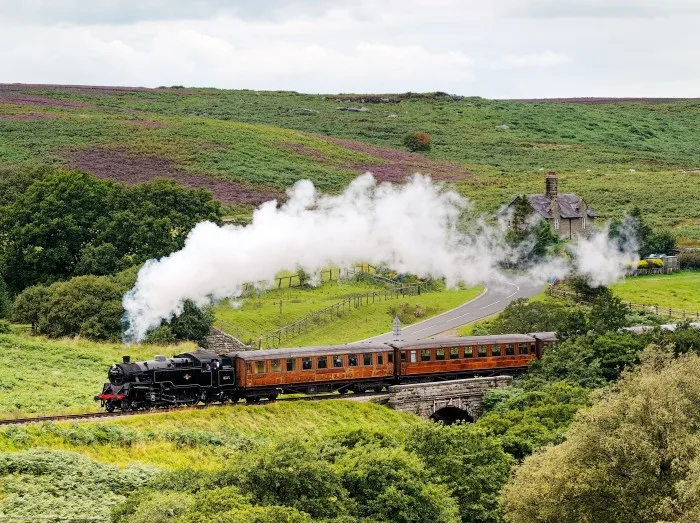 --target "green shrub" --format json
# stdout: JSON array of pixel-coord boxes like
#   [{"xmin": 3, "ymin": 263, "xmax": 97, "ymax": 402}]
[
  {"xmin": 679, "ymin": 252, "xmax": 700, "ymax": 270},
  {"xmin": 637, "ymin": 260, "xmax": 649, "ymax": 269},
  {"xmin": 402, "ymin": 131, "xmax": 431, "ymax": 152}
]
